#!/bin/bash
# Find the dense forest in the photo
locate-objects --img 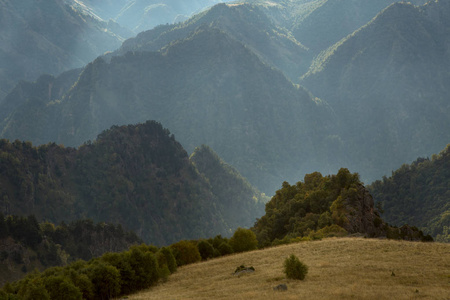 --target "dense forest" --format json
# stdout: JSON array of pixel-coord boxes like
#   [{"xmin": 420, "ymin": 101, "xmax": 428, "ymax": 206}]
[
  {"xmin": 0, "ymin": 215, "xmax": 141, "ymax": 285},
  {"xmin": 369, "ymin": 144, "xmax": 450, "ymax": 242},
  {"xmin": 0, "ymin": 121, "xmax": 266, "ymax": 245}
]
